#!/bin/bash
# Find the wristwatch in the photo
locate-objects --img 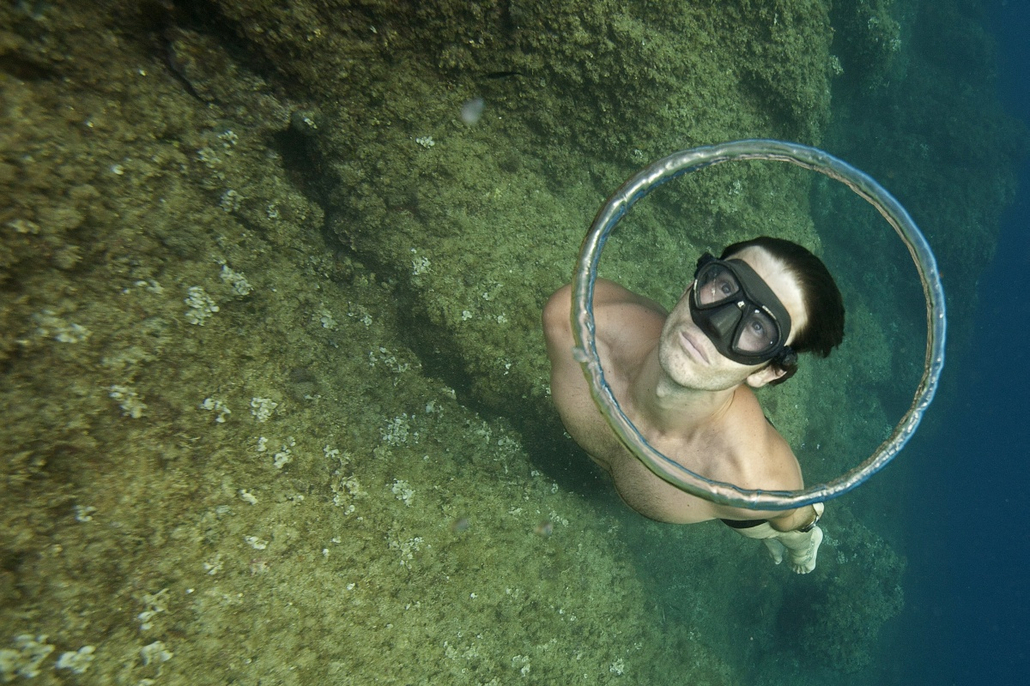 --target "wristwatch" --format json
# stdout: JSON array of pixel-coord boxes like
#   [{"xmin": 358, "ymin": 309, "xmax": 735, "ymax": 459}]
[{"xmin": 797, "ymin": 502, "xmax": 825, "ymax": 533}]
